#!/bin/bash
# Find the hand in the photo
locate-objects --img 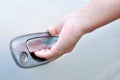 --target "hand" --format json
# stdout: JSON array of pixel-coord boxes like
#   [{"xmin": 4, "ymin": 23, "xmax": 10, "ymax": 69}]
[
  {"xmin": 35, "ymin": 12, "xmax": 88, "ymax": 60},
  {"xmin": 35, "ymin": 0, "xmax": 120, "ymax": 61}
]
